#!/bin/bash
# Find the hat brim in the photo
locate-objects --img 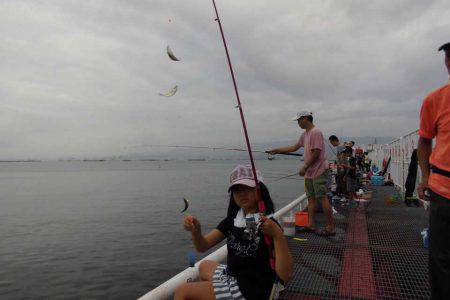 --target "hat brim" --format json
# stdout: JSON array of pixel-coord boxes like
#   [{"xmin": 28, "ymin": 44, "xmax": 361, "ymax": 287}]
[
  {"xmin": 293, "ymin": 115, "xmax": 311, "ymax": 121},
  {"xmin": 228, "ymin": 179, "xmax": 257, "ymax": 191},
  {"xmin": 438, "ymin": 42, "xmax": 450, "ymax": 52},
  {"xmin": 292, "ymin": 115, "xmax": 308, "ymax": 121}
]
